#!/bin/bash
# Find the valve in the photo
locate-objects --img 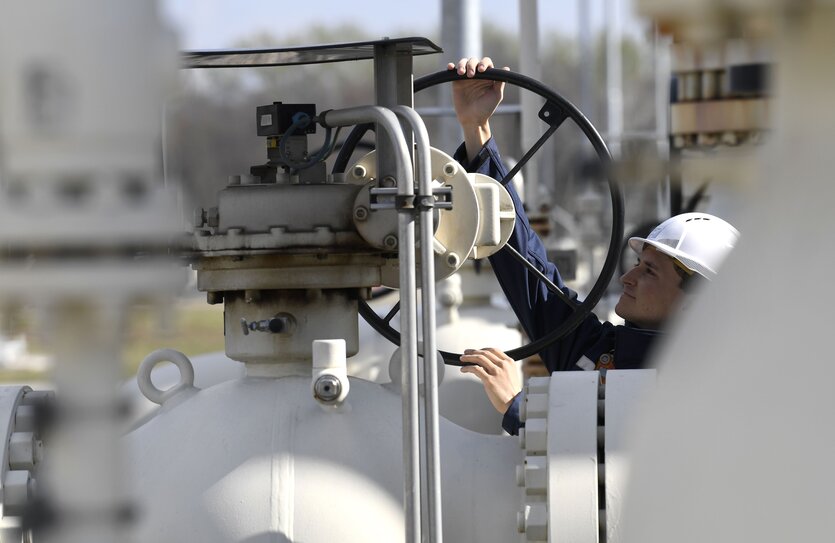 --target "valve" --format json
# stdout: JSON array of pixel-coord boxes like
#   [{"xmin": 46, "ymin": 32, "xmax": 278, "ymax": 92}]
[
  {"xmin": 240, "ymin": 313, "xmax": 296, "ymax": 336},
  {"xmin": 312, "ymin": 375, "xmax": 342, "ymax": 403},
  {"xmin": 311, "ymin": 339, "xmax": 349, "ymax": 408}
]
